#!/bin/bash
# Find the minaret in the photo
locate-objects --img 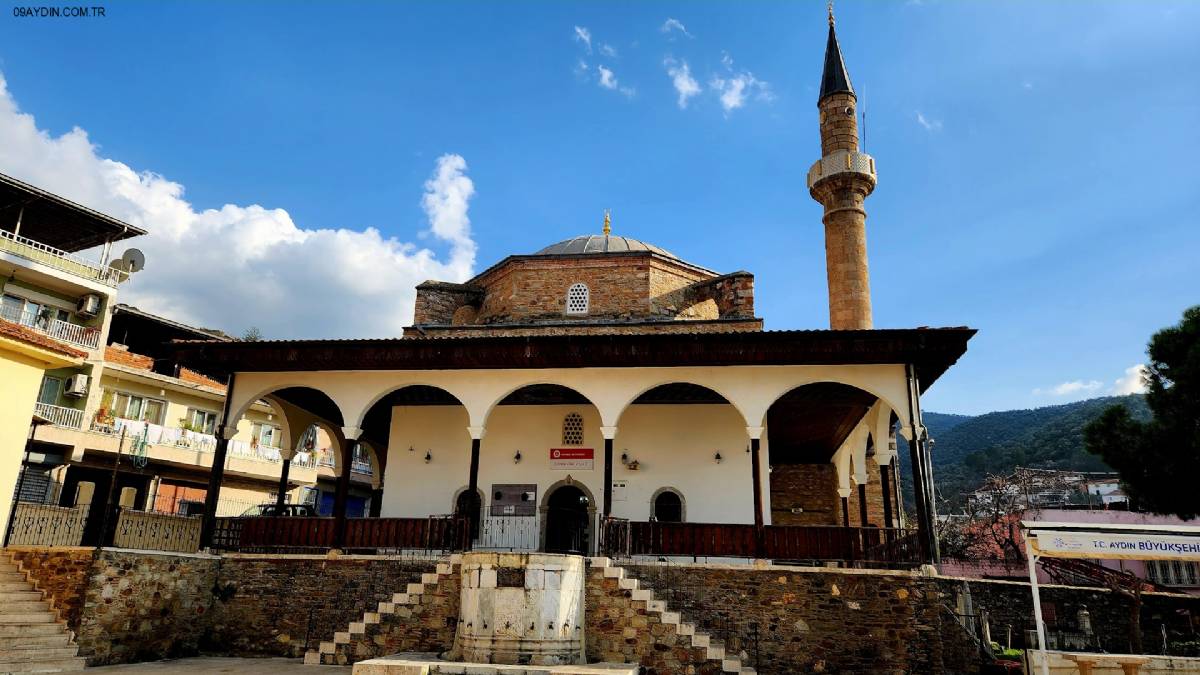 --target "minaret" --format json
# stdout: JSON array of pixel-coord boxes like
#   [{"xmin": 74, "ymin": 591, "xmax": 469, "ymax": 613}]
[{"xmin": 809, "ymin": 4, "xmax": 877, "ymax": 330}]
